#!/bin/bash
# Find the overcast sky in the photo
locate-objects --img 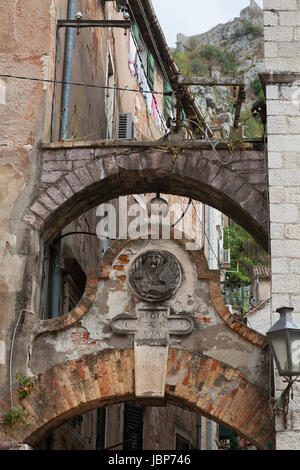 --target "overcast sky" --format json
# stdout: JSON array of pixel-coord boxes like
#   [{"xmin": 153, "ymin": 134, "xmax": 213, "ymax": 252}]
[{"xmin": 151, "ymin": 0, "xmax": 264, "ymax": 47}]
